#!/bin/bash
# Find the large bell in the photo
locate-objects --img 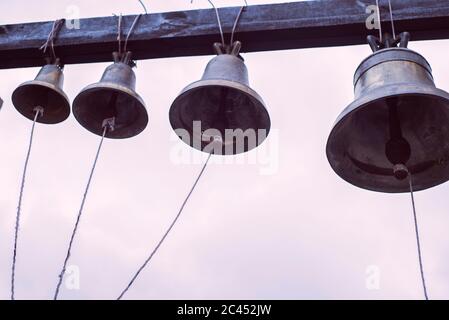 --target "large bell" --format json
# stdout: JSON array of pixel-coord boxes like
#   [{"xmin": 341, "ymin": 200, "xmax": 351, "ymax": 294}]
[
  {"xmin": 327, "ymin": 33, "xmax": 449, "ymax": 193},
  {"xmin": 73, "ymin": 52, "xmax": 148, "ymax": 139},
  {"xmin": 169, "ymin": 42, "xmax": 271, "ymax": 155},
  {"xmin": 12, "ymin": 62, "xmax": 70, "ymax": 124}
]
